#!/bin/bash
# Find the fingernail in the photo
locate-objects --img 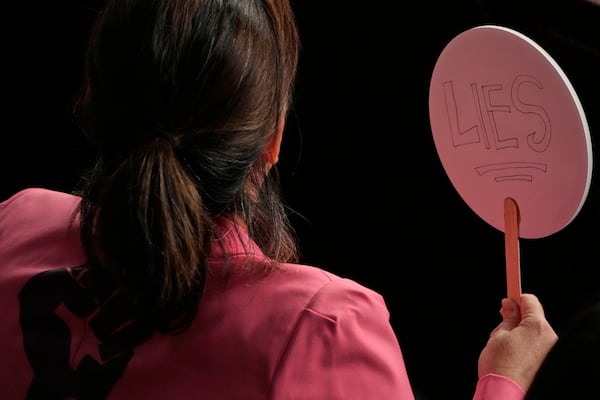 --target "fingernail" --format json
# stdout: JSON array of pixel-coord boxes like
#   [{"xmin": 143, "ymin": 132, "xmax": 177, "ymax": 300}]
[{"xmin": 500, "ymin": 299, "xmax": 516, "ymax": 318}]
